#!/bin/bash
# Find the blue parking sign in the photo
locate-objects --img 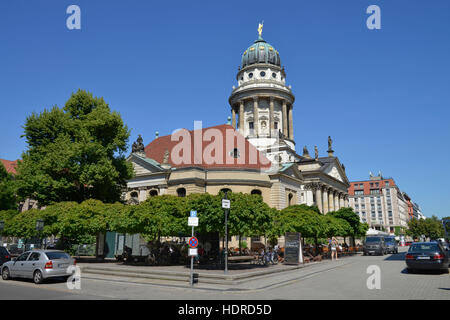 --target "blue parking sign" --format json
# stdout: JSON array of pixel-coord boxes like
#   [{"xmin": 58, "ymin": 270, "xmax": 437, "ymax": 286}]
[{"xmin": 190, "ymin": 210, "xmax": 197, "ymax": 217}]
